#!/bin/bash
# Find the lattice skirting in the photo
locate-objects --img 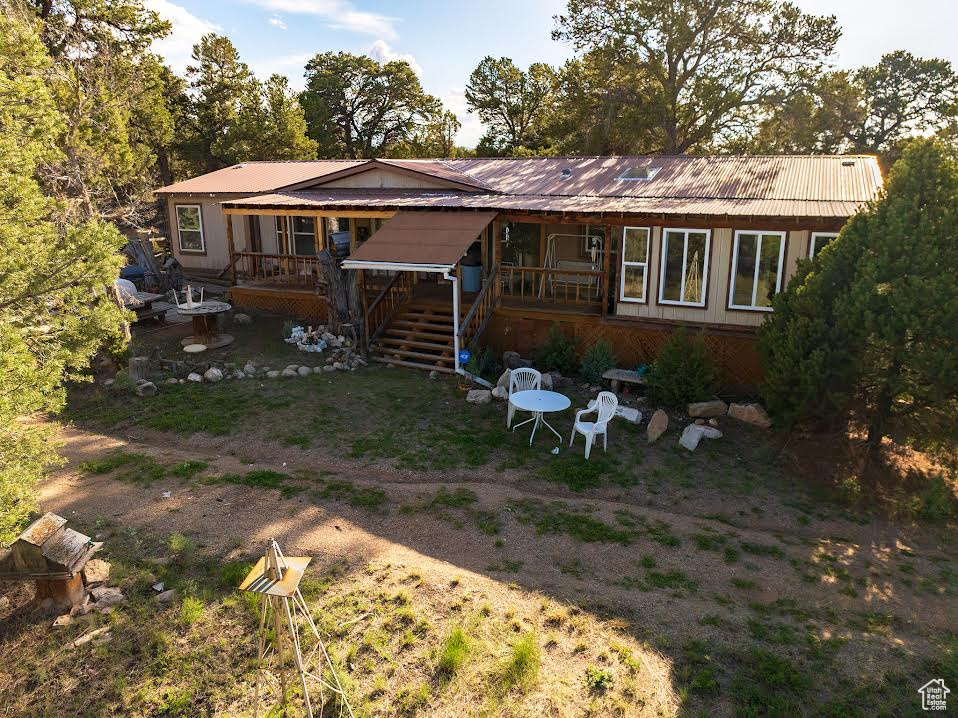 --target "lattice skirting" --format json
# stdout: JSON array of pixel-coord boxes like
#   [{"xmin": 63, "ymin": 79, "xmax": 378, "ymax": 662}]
[
  {"xmin": 227, "ymin": 287, "xmax": 328, "ymax": 324},
  {"xmin": 485, "ymin": 313, "xmax": 762, "ymax": 394}
]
